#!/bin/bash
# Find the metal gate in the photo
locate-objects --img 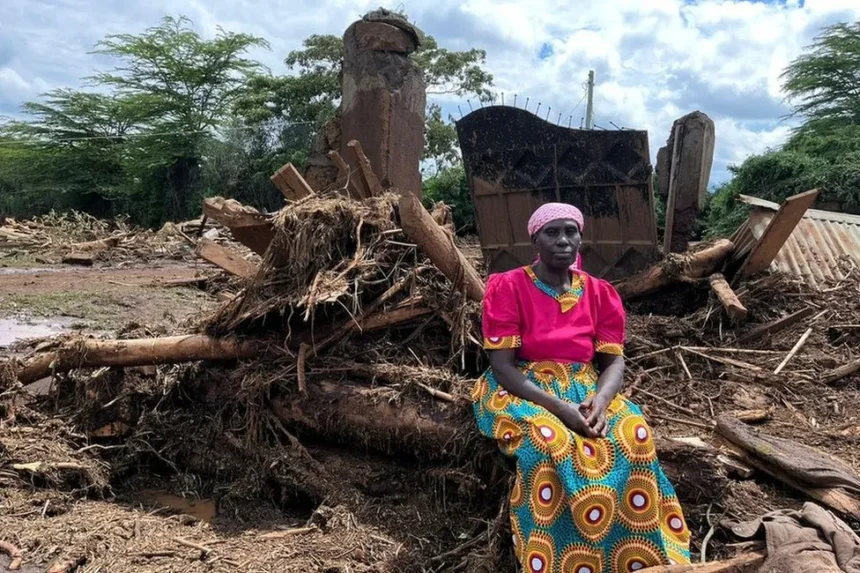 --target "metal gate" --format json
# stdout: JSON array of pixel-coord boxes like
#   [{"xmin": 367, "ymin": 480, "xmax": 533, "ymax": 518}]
[{"xmin": 456, "ymin": 106, "xmax": 659, "ymax": 279}]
